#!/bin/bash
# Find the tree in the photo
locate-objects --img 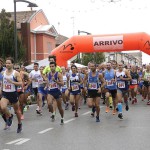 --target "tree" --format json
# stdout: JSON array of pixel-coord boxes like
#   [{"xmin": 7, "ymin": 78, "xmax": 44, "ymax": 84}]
[
  {"xmin": 76, "ymin": 52, "xmax": 105, "ymax": 66},
  {"xmin": 0, "ymin": 9, "xmax": 25, "ymax": 63}
]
